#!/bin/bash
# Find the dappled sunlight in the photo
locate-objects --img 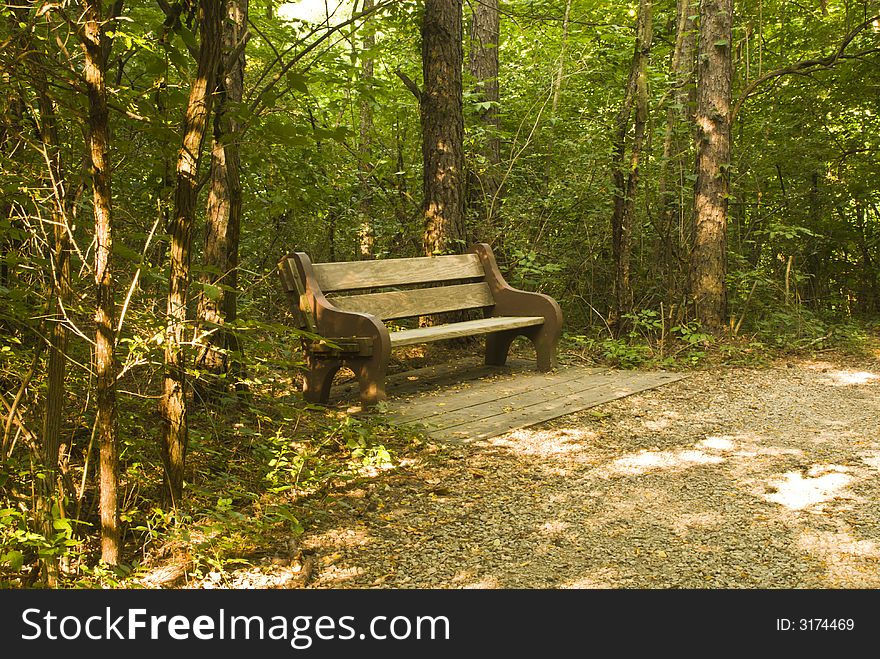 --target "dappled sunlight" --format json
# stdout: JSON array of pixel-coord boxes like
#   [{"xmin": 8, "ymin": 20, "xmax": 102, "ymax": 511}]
[
  {"xmin": 305, "ymin": 525, "xmax": 373, "ymax": 550},
  {"xmin": 862, "ymin": 454, "xmax": 880, "ymax": 471},
  {"xmin": 460, "ymin": 576, "xmax": 502, "ymax": 589},
  {"xmin": 759, "ymin": 465, "xmax": 854, "ymax": 510},
  {"xmin": 670, "ymin": 511, "xmax": 725, "ymax": 537},
  {"xmin": 806, "ymin": 362, "xmax": 880, "ymax": 387},
  {"xmin": 800, "ymin": 530, "xmax": 879, "ymax": 558},
  {"xmin": 643, "ymin": 418, "xmax": 670, "ymax": 430},
  {"xmin": 538, "ymin": 520, "xmax": 571, "ymax": 537},
  {"xmin": 697, "ymin": 436, "xmax": 737, "ymax": 451},
  {"xmin": 490, "ymin": 427, "xmax": 601, "ymax": 459},
  {"xmin": 560, "ymin": 570, "xmax": 617, "ymax": 589},
  {"xmin": 824, "ymin": 370, "xmax": 879, "ymax": 385},
  {"xmin": 599, "ymin": 448, "xmax": 725, "ymax": 477},
  {"xmin": 798, "ymin": 530, "xmax": 880, "ymax": 587}
]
